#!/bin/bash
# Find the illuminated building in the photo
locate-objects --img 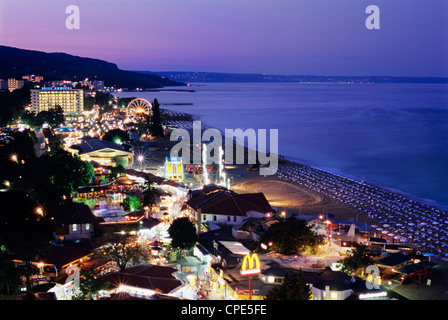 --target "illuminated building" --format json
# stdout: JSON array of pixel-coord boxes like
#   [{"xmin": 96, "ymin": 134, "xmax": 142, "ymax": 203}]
[
  {"xmin": 164, "ymin": 156, "xmax": 184, "ymax": 182},
  {"xmin": 22, "ymin": 74, "xmax": 44, "ymax": 83},
  {"xmin": 186, "ymin": 185, "xmax": 272, "ymax": 226},
  {"xmin": 2, "ymin": 78, "xmax": 24, "ymax": 91},
  {"xmin": 31, "ymin": 86, "xmax": 83, "ymax": 120},
  {"xmin": 69, "ymin": 138, "xmax": 134, "ymax": 167}
]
